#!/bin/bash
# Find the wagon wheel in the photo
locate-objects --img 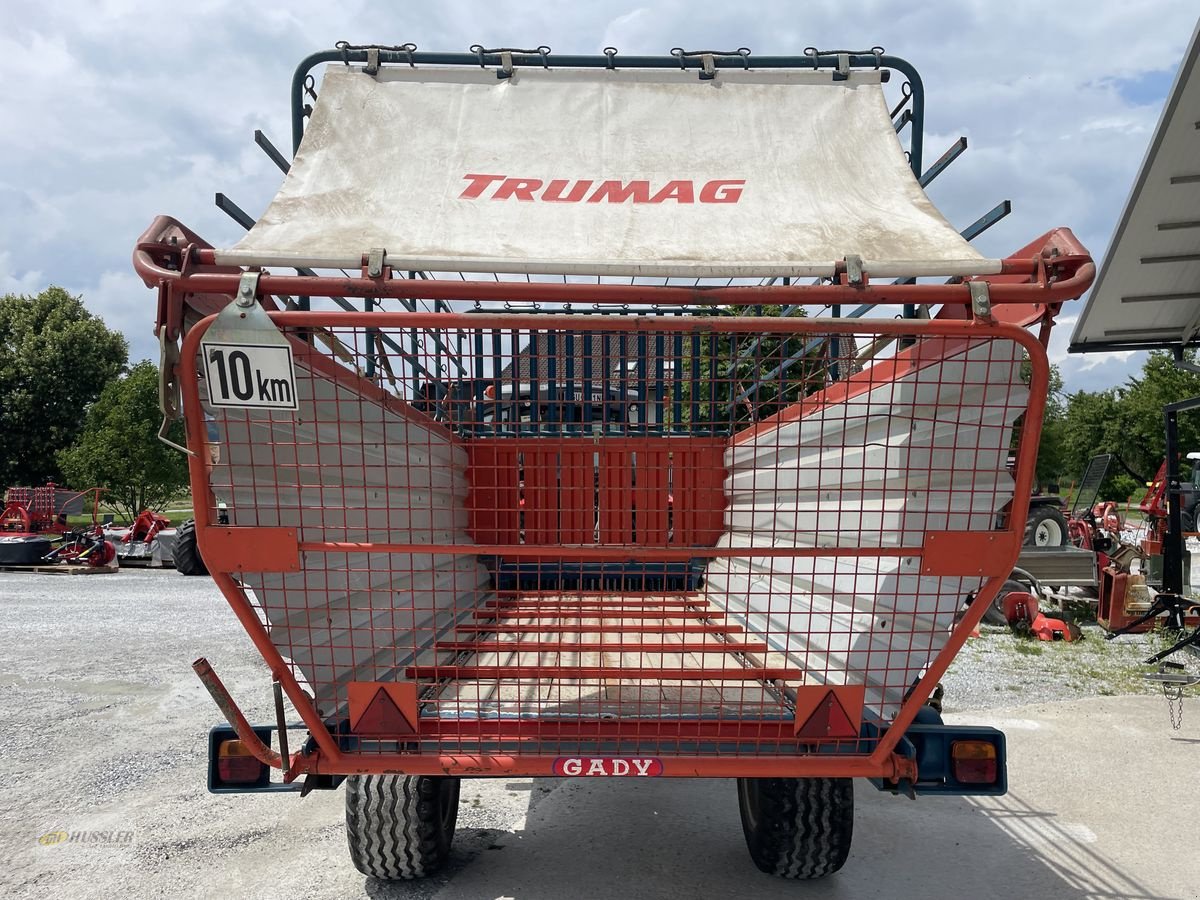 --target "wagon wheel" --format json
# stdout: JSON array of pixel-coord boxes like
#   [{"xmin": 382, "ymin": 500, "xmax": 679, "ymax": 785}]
[
  {"xmin": 345, "ymin": 774, "xmax": 460, "ymax": 880},
  {"xmin": 173, "ymin": 519, "xmax": 208, "ymax": 576},
  {"xmin": 1024, "ymin": 506, "xmax": 1069, "ymax": 547},
  {"xmin": 736, "ymin": 777, "xmax": 853, "ymax": 878}
]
